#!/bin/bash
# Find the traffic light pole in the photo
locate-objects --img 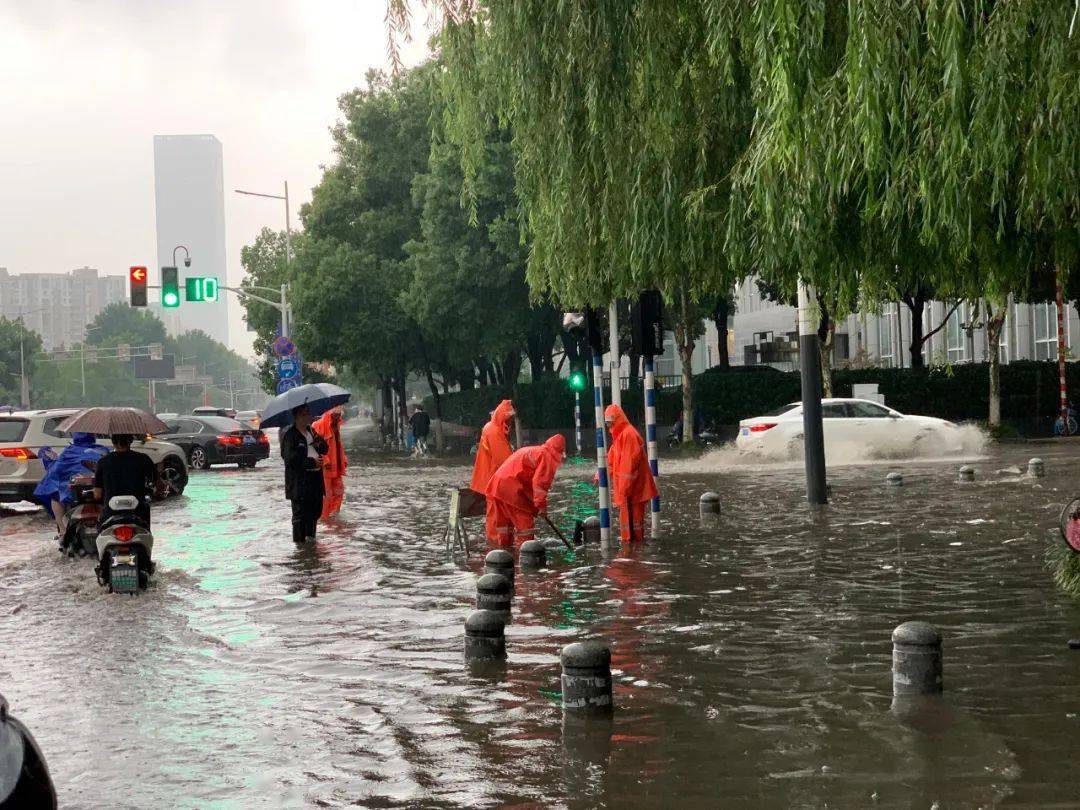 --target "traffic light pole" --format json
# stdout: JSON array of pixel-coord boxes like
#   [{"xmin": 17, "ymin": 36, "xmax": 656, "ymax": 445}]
[
  {"xmin": 643, "ymin": 356, "xmax": 661, "ymax": 537},
  {"xmin": 574, "ymin": 390, "xmax": 583, "ymax": 455},
  {"xmin": 221, "ymin": 285, "xmax": 290, "ymax": 338},
  {"xmin": 592, "ymin": 351, "xmax": 612, "ymax": 544},
  {"xmin": 798, "ymin": 281, "xmax": 828, "ymax": 505}
]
